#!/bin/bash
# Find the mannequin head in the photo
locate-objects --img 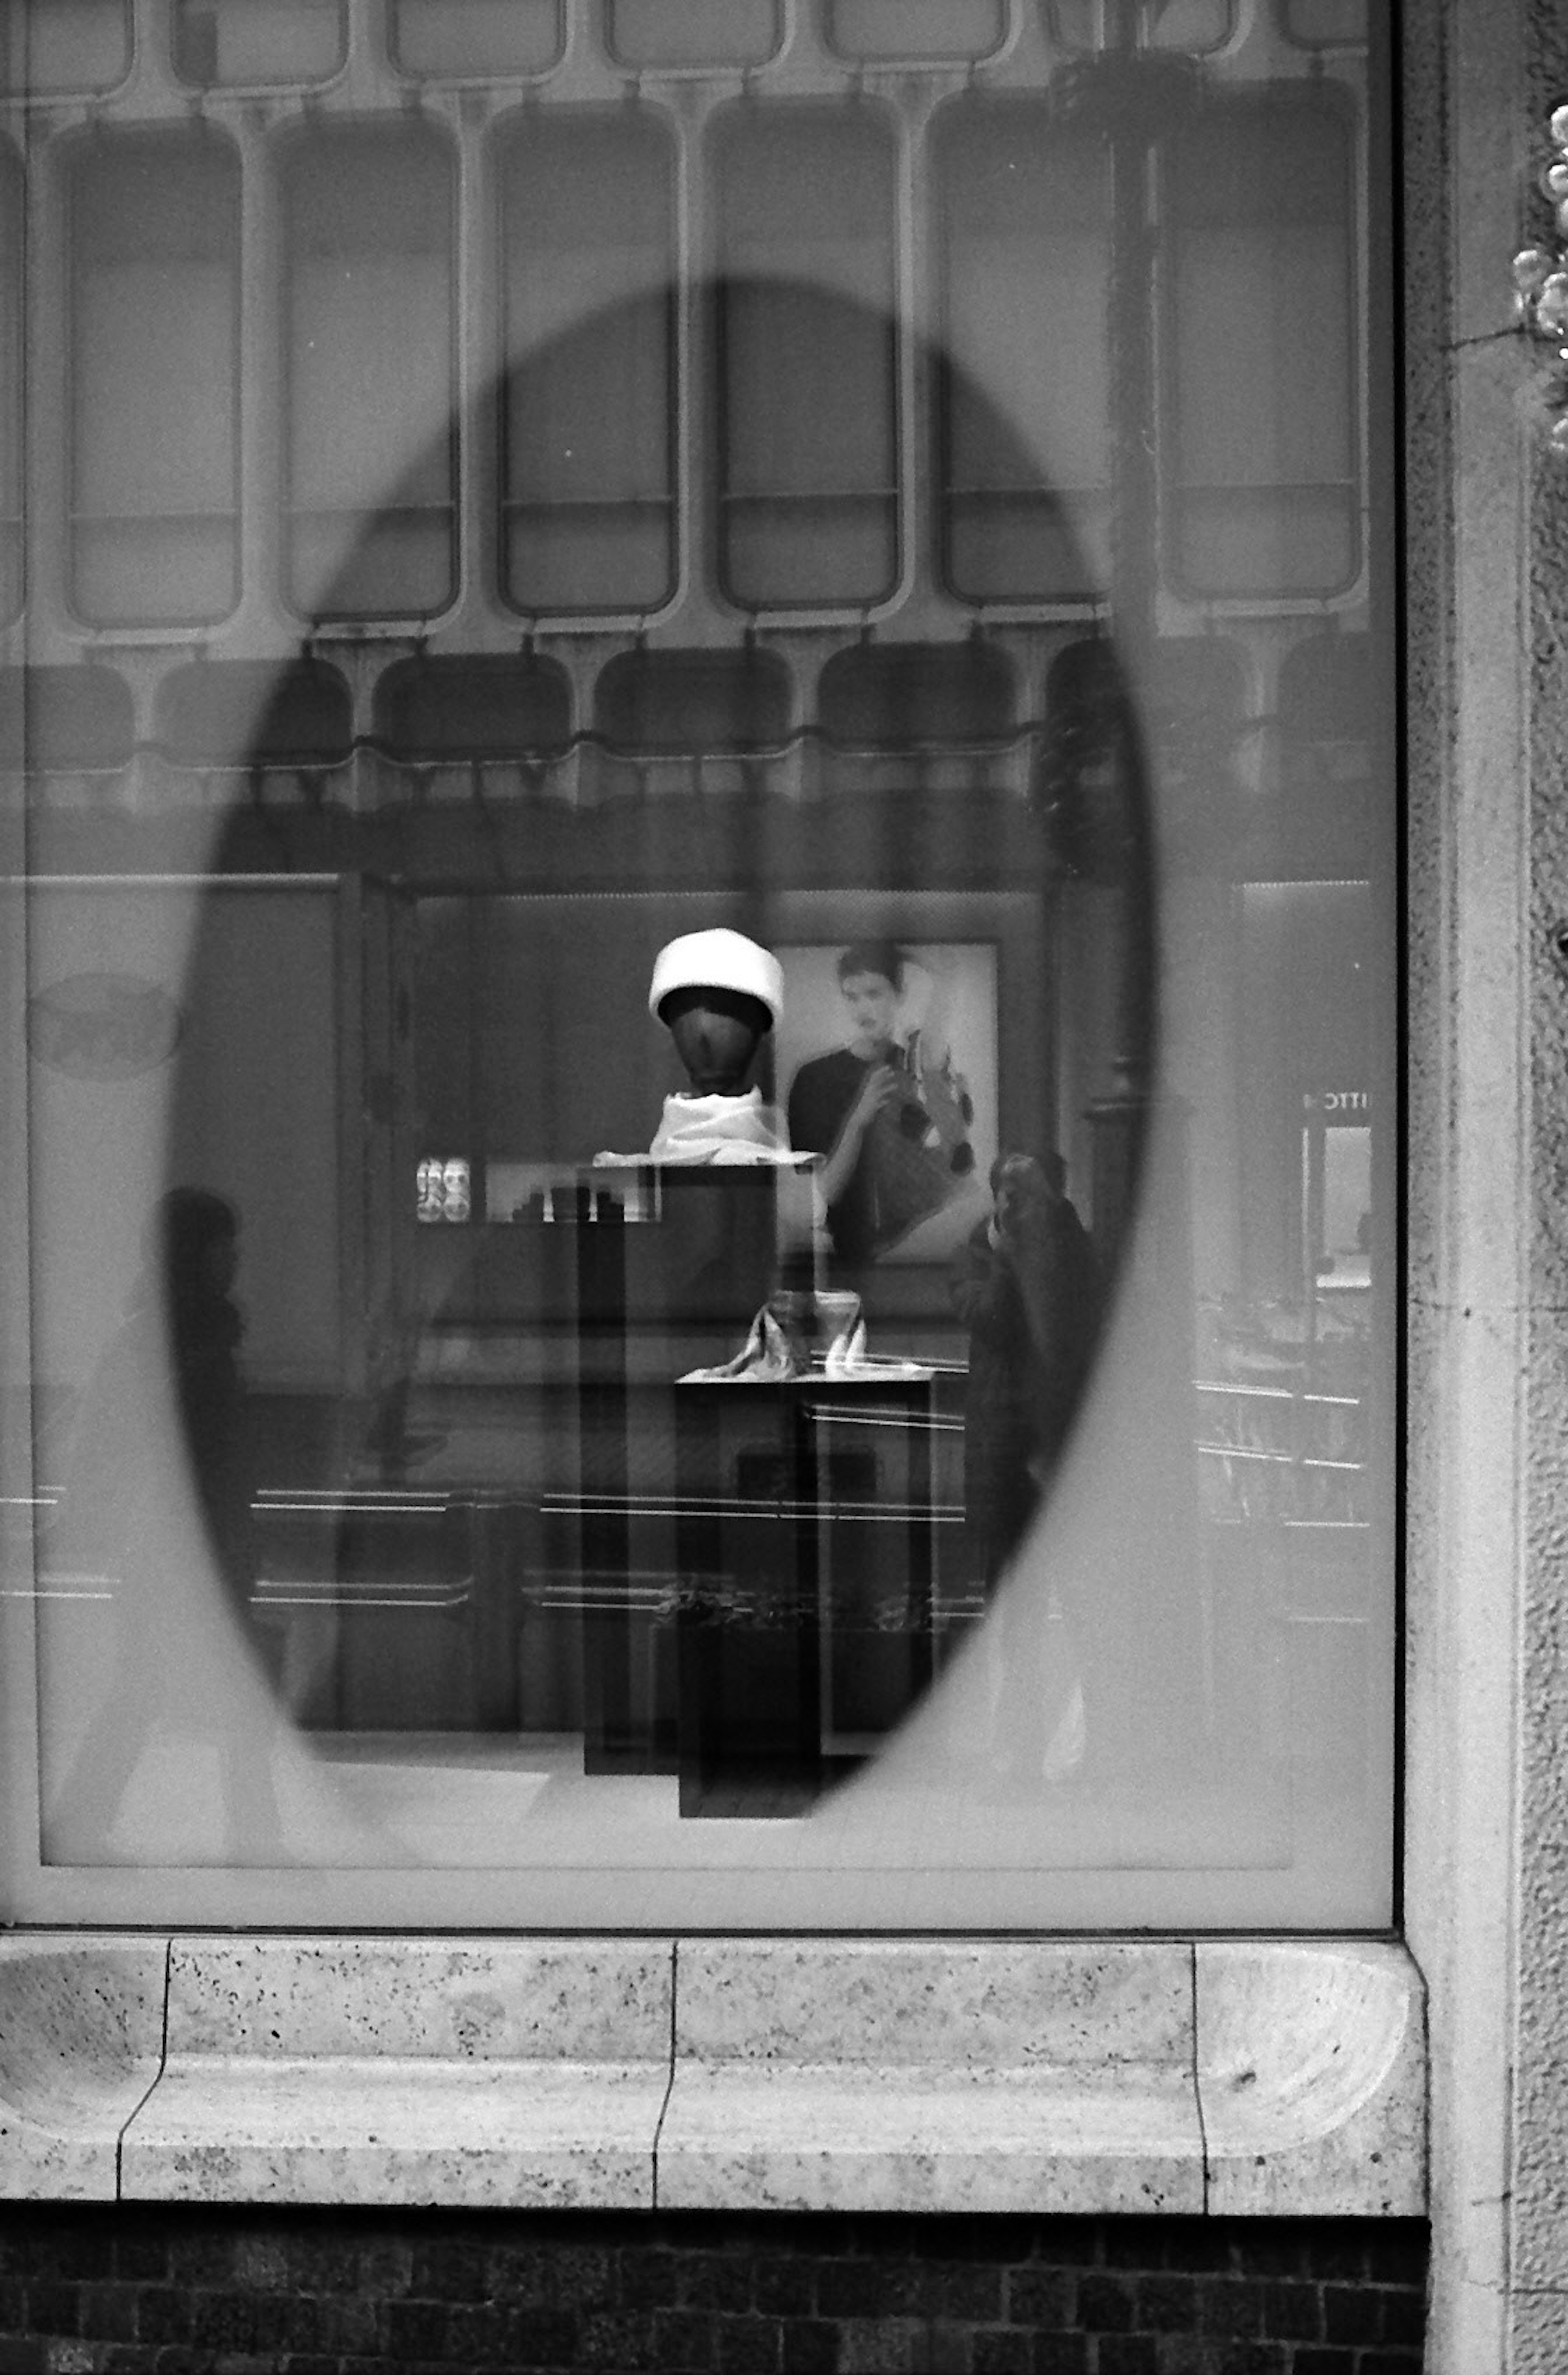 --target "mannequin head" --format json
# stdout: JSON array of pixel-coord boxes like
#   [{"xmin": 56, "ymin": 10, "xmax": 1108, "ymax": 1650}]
[
  {"xmin": 648, "ymin": 928, "xmax": 783, "ymax": 1097},
  {"xmin": 658, "ymin": 983, "xmax": 773, "ymax": 1095}
]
